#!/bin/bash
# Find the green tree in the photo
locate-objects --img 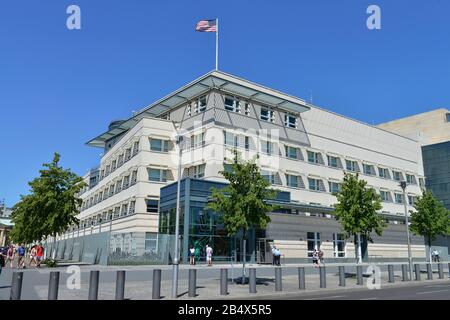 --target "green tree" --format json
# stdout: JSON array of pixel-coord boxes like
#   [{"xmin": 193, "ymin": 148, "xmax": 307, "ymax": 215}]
[
  {"xmin": 410, "ymin": 190, "xmax": 450, "ymax": 263},
  {"xmin": 10, "ymin": 153, "xmax": 86, "ymax": 255},
  {"xmin": 208, "ymin": 151, "xmax": 278, "ymax": 283},
  {"xmin": 333, "ymin": 172, "xmax": 385, "ymax": 263}
]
